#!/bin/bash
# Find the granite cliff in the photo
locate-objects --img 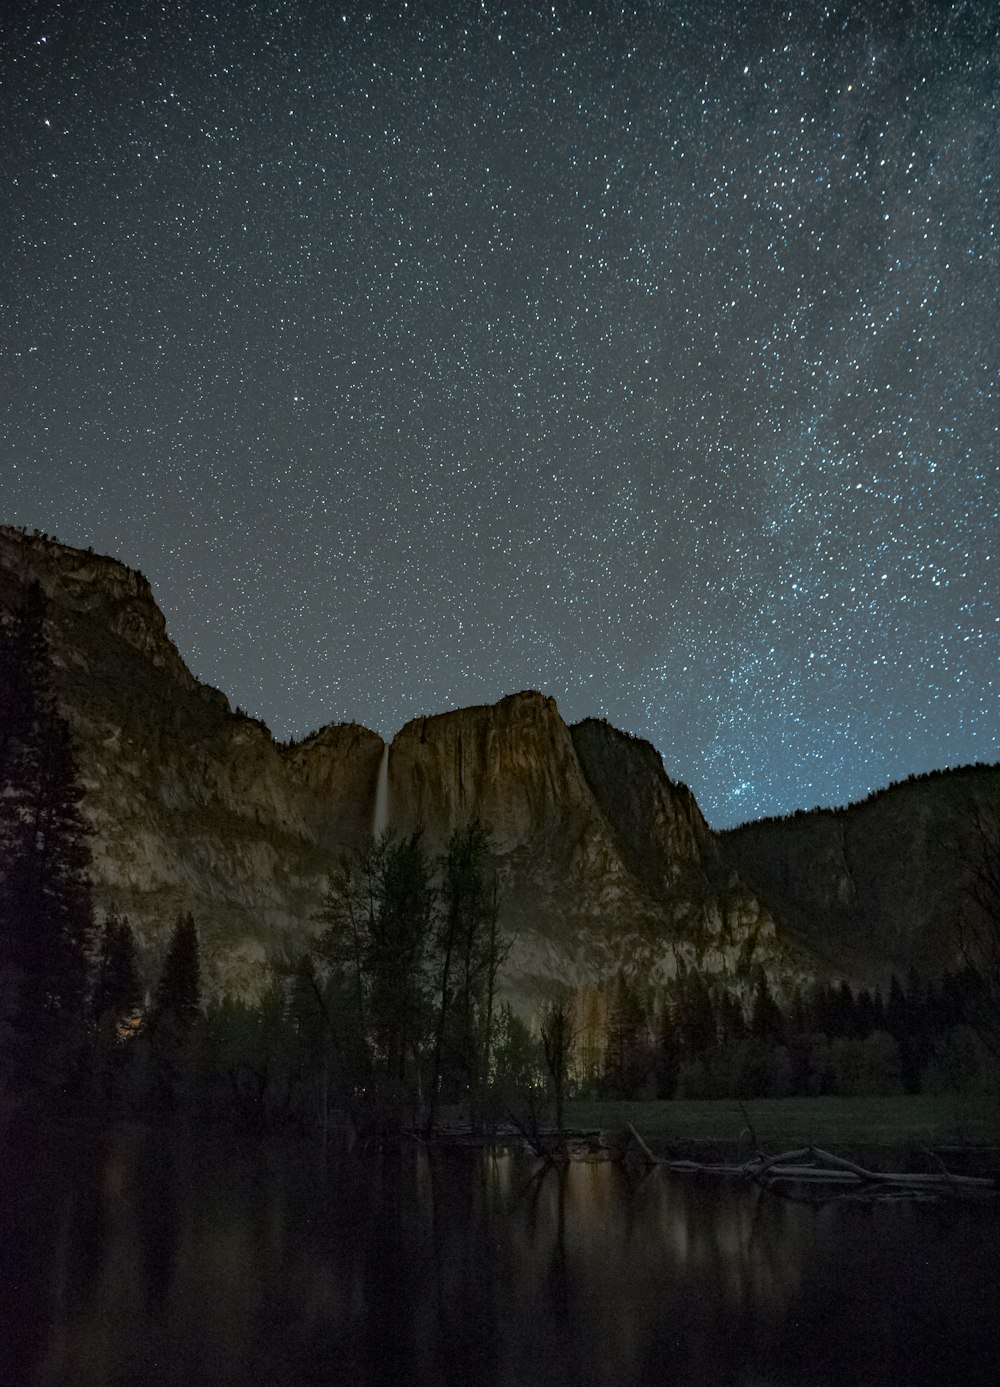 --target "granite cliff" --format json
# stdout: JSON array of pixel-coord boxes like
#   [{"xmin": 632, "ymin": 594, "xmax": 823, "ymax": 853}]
[{"xmin": 382, "ymin": 692, "xmax": 785, "ymax": 1001}]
